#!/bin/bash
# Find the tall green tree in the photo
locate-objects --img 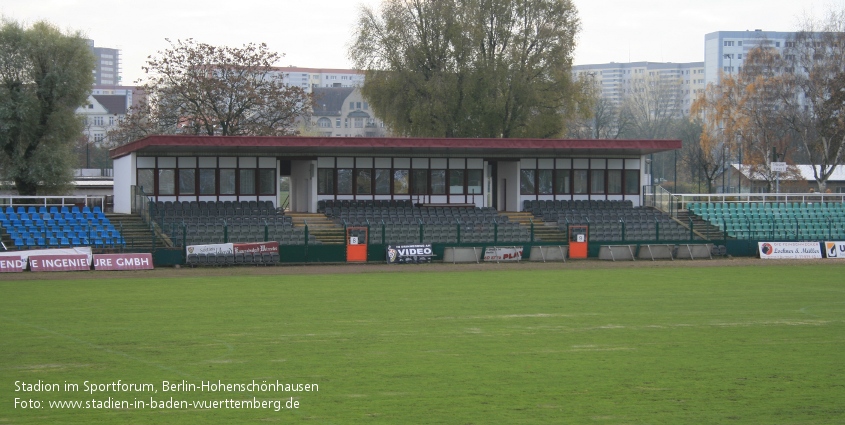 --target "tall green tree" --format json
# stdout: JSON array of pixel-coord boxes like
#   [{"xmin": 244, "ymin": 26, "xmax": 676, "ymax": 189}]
[
  {"xmin": 349, "ymin": 0, "xmax": 581, "ymax": 138},
  {"xmin": 0, "ymin": 20, "xmax": 94, "ymax": 195}
]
